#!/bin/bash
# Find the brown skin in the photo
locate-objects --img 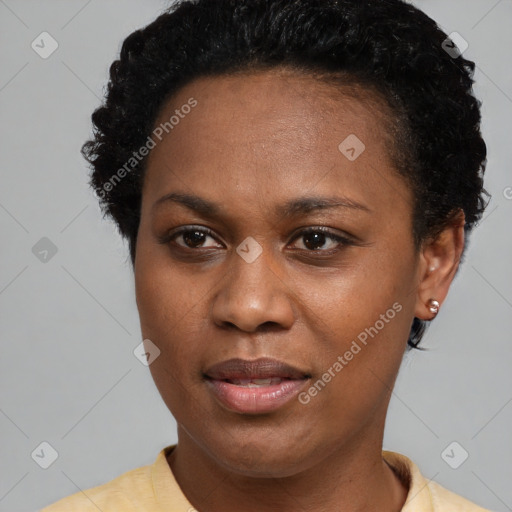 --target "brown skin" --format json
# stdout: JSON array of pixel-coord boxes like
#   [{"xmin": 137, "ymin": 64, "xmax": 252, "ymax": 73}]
[{"xmin": 134, "ymin": 68, "xmax": 465, "ymax": 512}]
